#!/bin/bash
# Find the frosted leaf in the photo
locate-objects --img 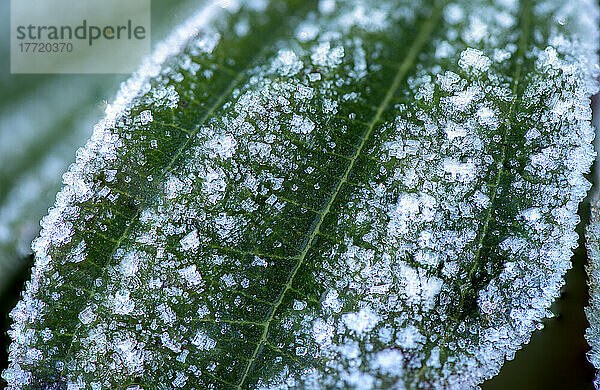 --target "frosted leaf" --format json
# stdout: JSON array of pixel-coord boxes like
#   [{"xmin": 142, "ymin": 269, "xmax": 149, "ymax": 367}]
[
  {"xmin": 3, "ymin": 0, "xmax": 598, "ymax": 389},
  {"xmin": 0, "ymin": 0, "xmax": 206, "ymax": 299}
]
